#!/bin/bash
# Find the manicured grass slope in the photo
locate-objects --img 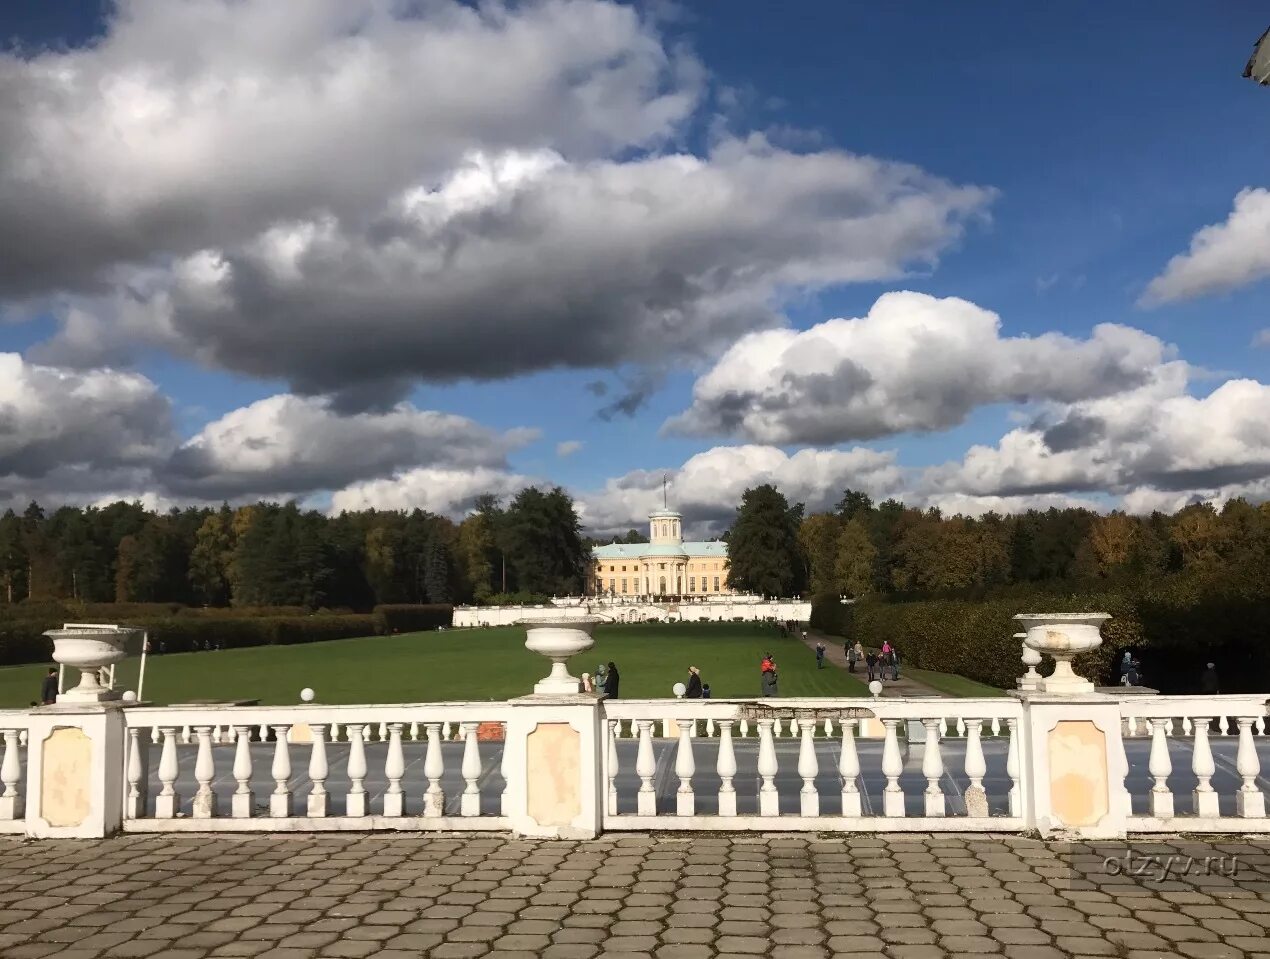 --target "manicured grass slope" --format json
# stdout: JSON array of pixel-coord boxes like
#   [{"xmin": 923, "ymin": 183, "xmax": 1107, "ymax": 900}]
[
  {"xmin": 0, "ymin": 622, "xmax": 869, "ymax": 707},
  {"xmin": 904, "ymin": 667, "xmax": 1006, "ymax": 698}
]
